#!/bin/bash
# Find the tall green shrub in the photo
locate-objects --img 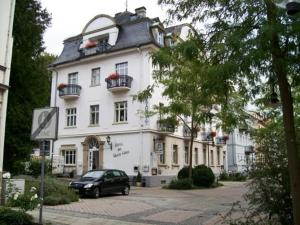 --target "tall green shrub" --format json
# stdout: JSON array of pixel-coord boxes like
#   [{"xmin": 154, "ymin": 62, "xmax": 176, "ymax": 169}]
[
  {"xmin": 177, "ymin": 167, "xmax": 189, "ymax": 179},
  {"xmin": 192, "ymin": 165, "xmax": 215, "ymax": 187}
]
